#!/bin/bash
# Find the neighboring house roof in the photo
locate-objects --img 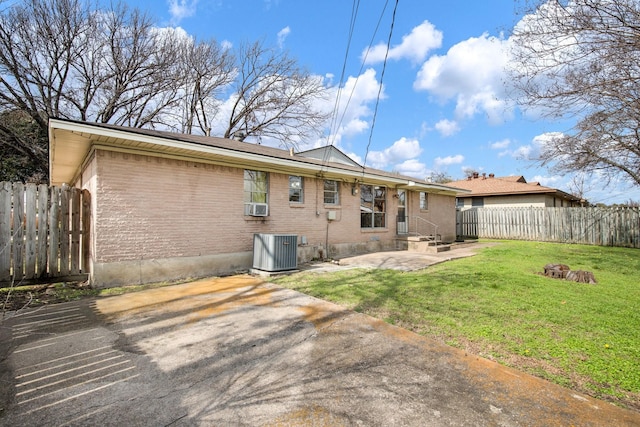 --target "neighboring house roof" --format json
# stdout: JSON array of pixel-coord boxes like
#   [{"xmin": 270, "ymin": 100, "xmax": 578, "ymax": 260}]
[
  {"xmin": 448, "ymin": 173, "xmax": 583, "ymax": 202},
  {"xmin": 48, "ymin": 118, "xmax": 469, "ymax": 196}
]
